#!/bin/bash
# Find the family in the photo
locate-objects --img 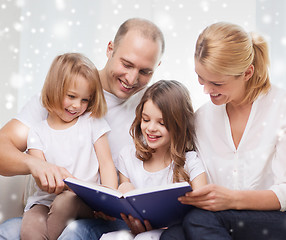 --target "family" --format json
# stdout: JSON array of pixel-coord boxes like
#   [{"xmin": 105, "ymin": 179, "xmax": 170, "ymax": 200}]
[{"xmin": 0, "ymin": 17, "xmax": 286, "ymax": 240}]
